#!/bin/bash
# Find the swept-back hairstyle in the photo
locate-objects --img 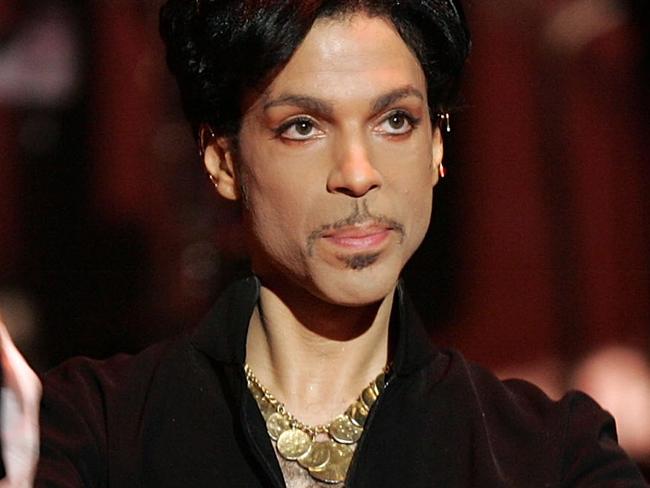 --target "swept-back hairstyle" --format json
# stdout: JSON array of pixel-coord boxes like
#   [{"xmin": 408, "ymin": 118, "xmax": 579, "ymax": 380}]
[{"xmin": 160, "ymin": 0, "xmax": 470, "ymax": 137}]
